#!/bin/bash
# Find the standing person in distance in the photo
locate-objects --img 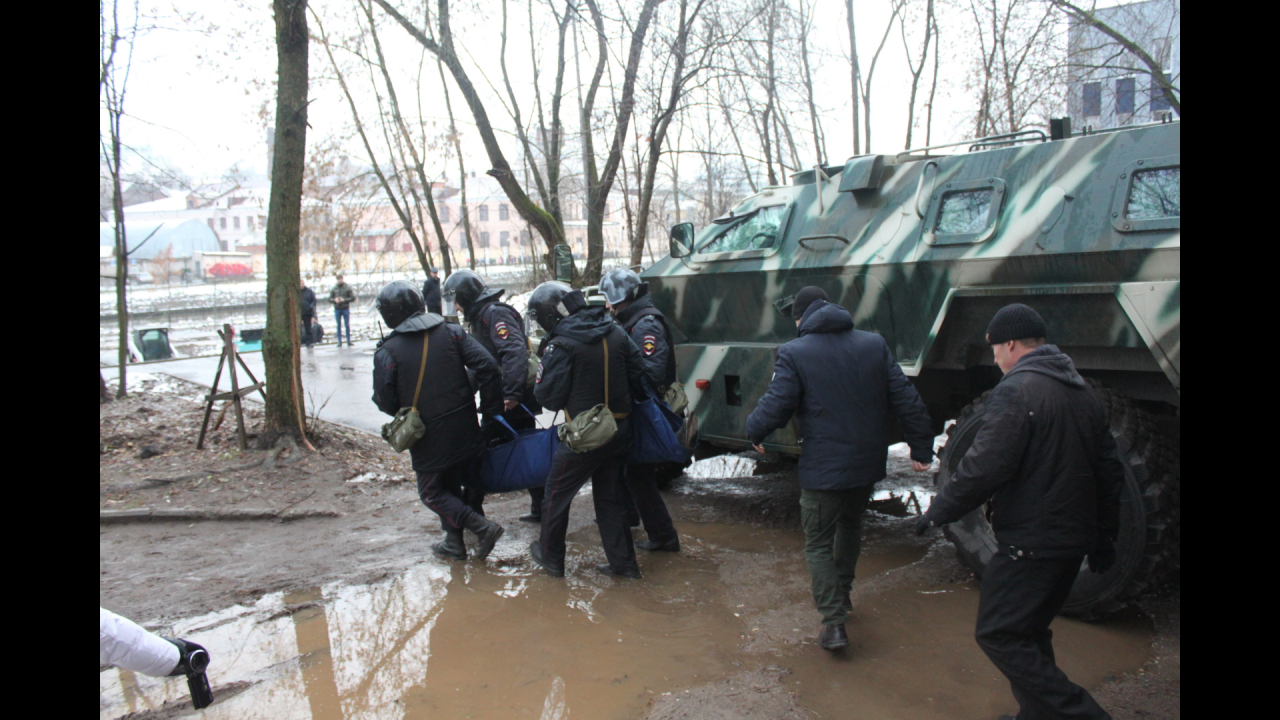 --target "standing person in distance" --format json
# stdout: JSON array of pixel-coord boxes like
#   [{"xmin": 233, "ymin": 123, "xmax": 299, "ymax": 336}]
[
  {"xmin": 916, "ymin": 304, "xmax": 1124, "ymax": 720},
  {"xmin": 746, "ymin": 287, "xmax": 934, "ymax": 652},
  {"xmin": 299, "ymin": 277, "xmax": 317, "ymax": 347},
  {"xmin": 600, "ymin": 267, "xmax": 680, "ymax": 553},
  {"xmin": 422, "ymin": 266, "xmax": 442, "ymax": 315},
  {"xmin": 330, "ymin": 273, "xmax": 355, "ymax": 347},
  {"xmin": 527, "ymin": 281, "xmax": 649, "ymax": 579},
  {"xmin": 443, "ymin": 269, "xmax": 545, "ymax": 520},
  {"xmin": 372, "ymin": 281, "xmax": 506, "ymax": 562}
]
